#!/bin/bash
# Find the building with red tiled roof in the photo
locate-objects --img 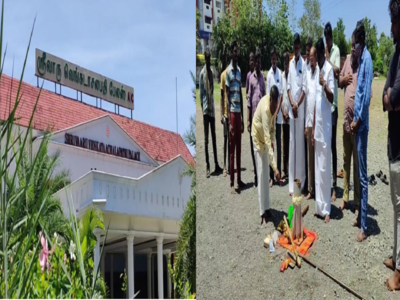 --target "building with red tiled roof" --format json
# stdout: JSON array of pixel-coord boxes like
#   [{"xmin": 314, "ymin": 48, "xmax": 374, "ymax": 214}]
[
  {"xmin": 0, "ymin": 73, "xmax": 194, "ymax": 299},
  {"xmin": 0, "ymin": 74, "xmax": 195, "ymax": 166}
]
